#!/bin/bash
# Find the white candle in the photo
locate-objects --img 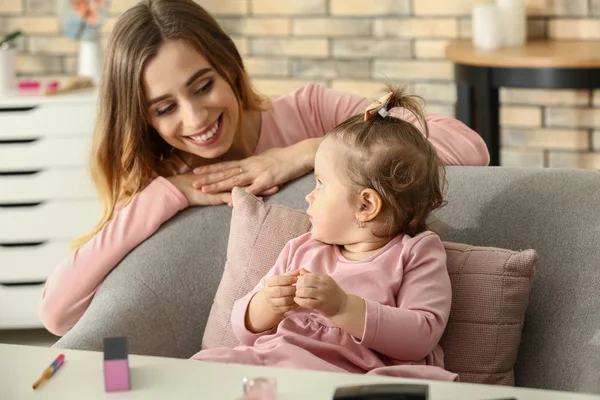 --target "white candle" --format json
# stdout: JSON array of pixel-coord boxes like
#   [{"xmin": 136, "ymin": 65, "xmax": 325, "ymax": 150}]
[
  {"xmin": 472, "ymin": 3, "xmax": 502, "ymax": 51},
  {"xmin": 497, "ymin": 0, "xmax": 527, "ymax": 47}
]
